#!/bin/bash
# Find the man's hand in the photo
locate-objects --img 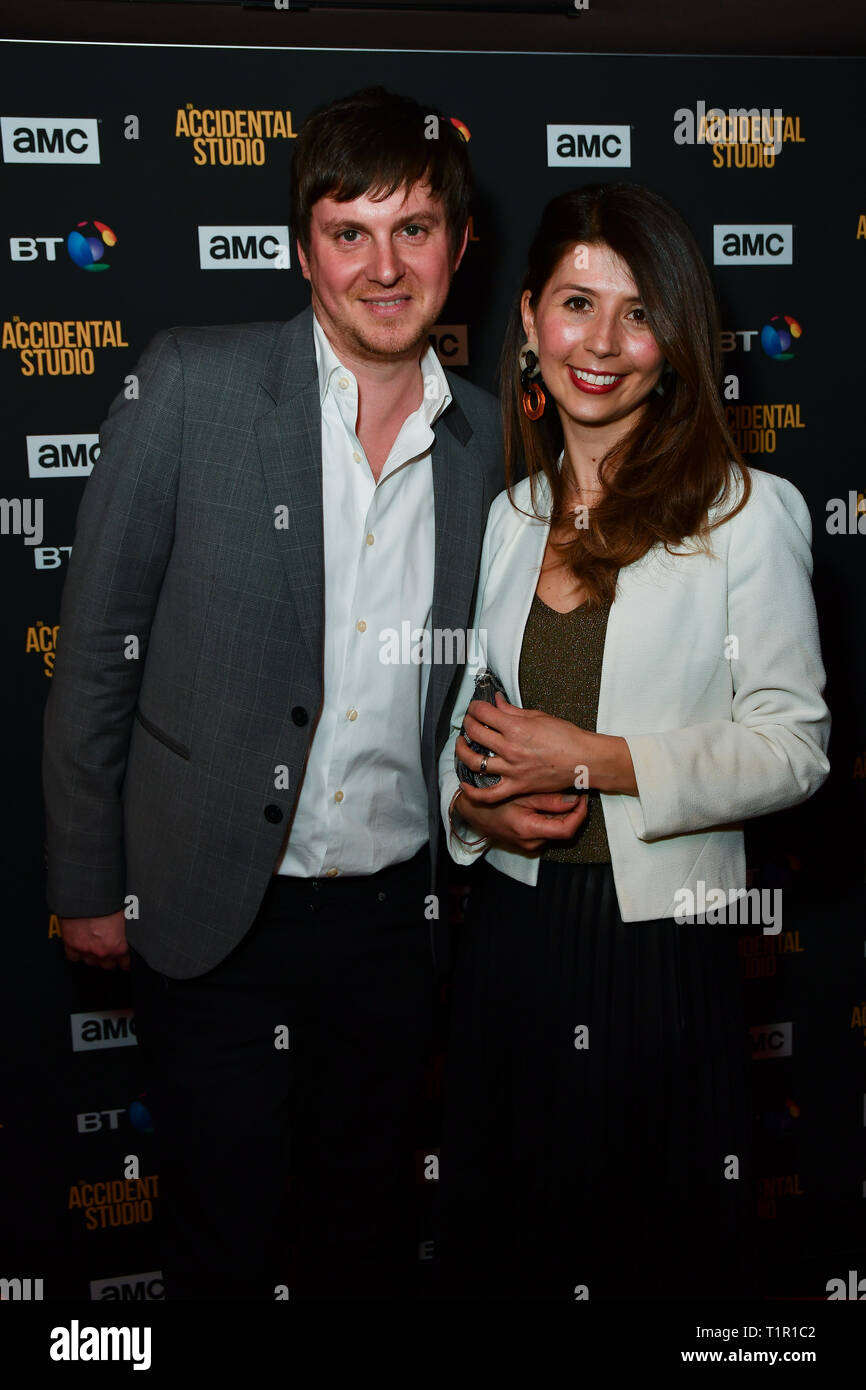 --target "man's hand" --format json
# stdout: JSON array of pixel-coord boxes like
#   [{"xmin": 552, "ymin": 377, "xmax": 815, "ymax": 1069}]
[
  {"xmin": 455, "ymin": 786, "xmax": 588, "ymax": 855},
  {"xmin": 61, "ymin": 912, "xmax": 130, "ymax": 971}
]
